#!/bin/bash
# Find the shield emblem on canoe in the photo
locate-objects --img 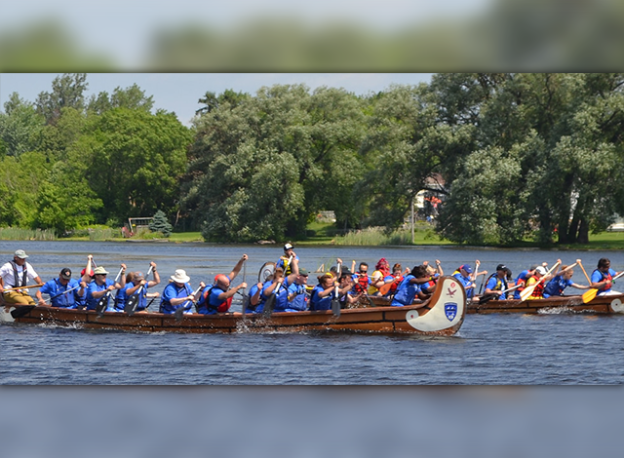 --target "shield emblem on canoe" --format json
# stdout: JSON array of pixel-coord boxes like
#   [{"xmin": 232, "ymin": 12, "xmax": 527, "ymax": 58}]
[{"xmin": 444, "ymin": 302, "xmax": 457, "ymax": 321}]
